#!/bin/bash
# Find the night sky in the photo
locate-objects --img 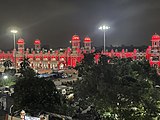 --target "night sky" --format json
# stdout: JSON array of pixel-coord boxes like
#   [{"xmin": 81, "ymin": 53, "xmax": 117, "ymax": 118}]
[{"xmin": 0, "ymin": 0, "xmax": 160, "ymax": 50}]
